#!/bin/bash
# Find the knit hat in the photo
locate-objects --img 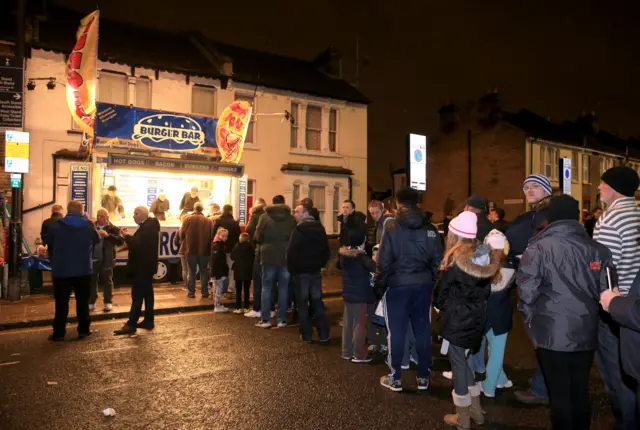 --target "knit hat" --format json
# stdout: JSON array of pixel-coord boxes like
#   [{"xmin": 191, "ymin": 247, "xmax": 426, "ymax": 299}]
[
  {"xmin": 484, "ymin": 229, "xmax": 510, "ymax": 256},
  {"xmin": 601, "ymin": 166, "xmax": 640, "ymax": 197},
  {"xmin": 522, "ymin": 174, "xmax": 552, "ymax": 196},
  {"xmin": 465, "ymin": 195, "xmax": 487, "ymax": 212},
  {"xmin": 449, "ymin": 211, "xmax": 478, "ymax": 239},
  {"xmin": 547, "ymin": 195, "xmax": 580, "ymax": 223}
]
